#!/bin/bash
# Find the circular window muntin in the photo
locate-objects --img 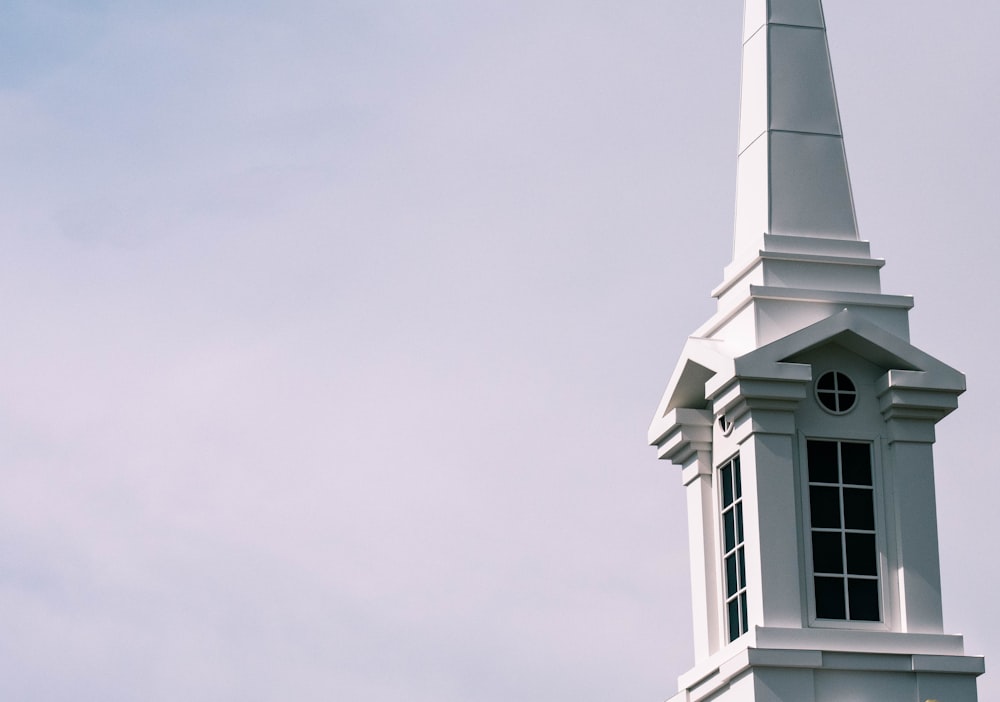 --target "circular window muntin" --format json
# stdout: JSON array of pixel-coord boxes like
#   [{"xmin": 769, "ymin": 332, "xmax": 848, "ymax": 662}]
[{"xmin": 815, "ymin": 371, "xmax": 857, "ymax": 415}]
